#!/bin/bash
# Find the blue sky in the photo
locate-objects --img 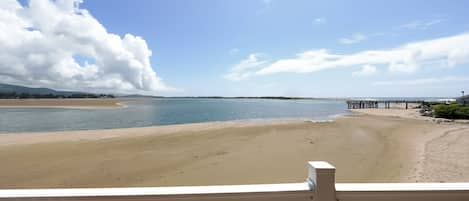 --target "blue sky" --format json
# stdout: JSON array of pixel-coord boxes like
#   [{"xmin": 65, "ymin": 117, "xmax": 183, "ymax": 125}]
[{"xmin": 8, "ymin": 0, "xmax": 469, "ymax": 97}]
